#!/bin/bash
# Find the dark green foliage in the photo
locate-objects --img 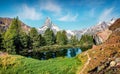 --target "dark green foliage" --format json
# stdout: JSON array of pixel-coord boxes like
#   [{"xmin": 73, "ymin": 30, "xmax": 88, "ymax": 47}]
[
  {"xmin": 20, "ymin": 32, "xmax": 30, "ymax": 49},
  {"xmin": 0, "ymin": 34, "xmax": 4, "ymax": 50},
  {"xmin": 44, "ymin": 28, "xmax": 55, "ymax": 45},
  {"xmin": 56, "ymin": 31, "xmax": 62, "ymax": 44},
  {"xmin": 4, "ymin": 17, "xmax": 21, "ymax": 54},
  {"xmin": 29, "ymin": 28, "xmax": 39, "ymax": 49},
  {"xmin": 56, "ymin": 31, "xmax": 68, "ymax": 45},
  {"xmin": 38, "ymin": 34, "xmax": 46, "ymax": 46},
  {"xmin": 79, "ymin": 34, "xmax": 94, "ymax": 46},
  {"xmin": 70, "ymin": 35, "xmax": 79, "ymax": 45},
  {"xmin": 61, "ymin": 30, "xmax": 68, "ymax": 45}
]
